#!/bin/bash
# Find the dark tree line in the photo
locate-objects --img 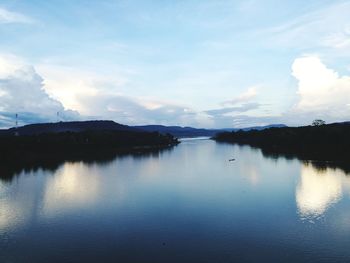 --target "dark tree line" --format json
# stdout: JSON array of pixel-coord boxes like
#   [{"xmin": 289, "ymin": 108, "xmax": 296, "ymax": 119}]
[
  {"xmin": 0, "ymin": 130, "xmax": 179, "ymax": 181},
  {"xmin": 213, "ymin": 122, "xmax": 350, "ymax": 163}
]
